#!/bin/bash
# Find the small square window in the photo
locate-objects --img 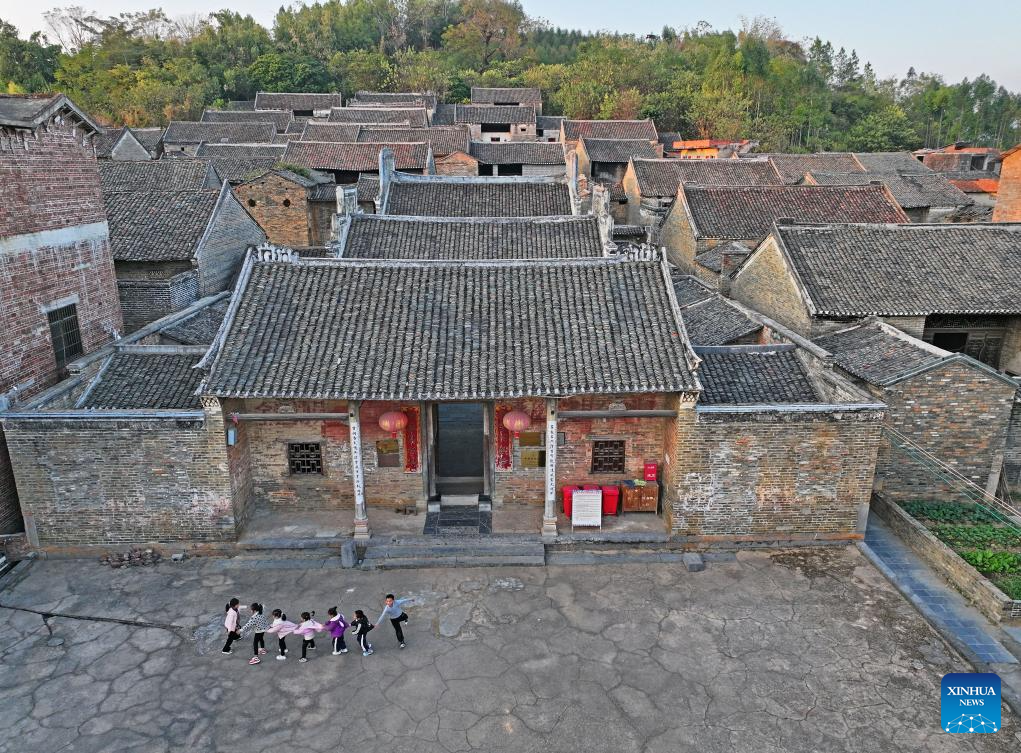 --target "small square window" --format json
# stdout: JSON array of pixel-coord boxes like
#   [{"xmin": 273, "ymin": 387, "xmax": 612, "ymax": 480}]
[
  {"xmin": 288, "ymin": 442, "xmax": 323, "ymax": 474},
  {"xmin": 376, "ymin": 438, "xmax": 400, "ymax": 468},
  {"xmin": 47, "ymin": 303, "xmax": 83, "ymax": 376},
  {"xmin": 591, "ymin": 440, "xmax": 625, "ymax": 474}
]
